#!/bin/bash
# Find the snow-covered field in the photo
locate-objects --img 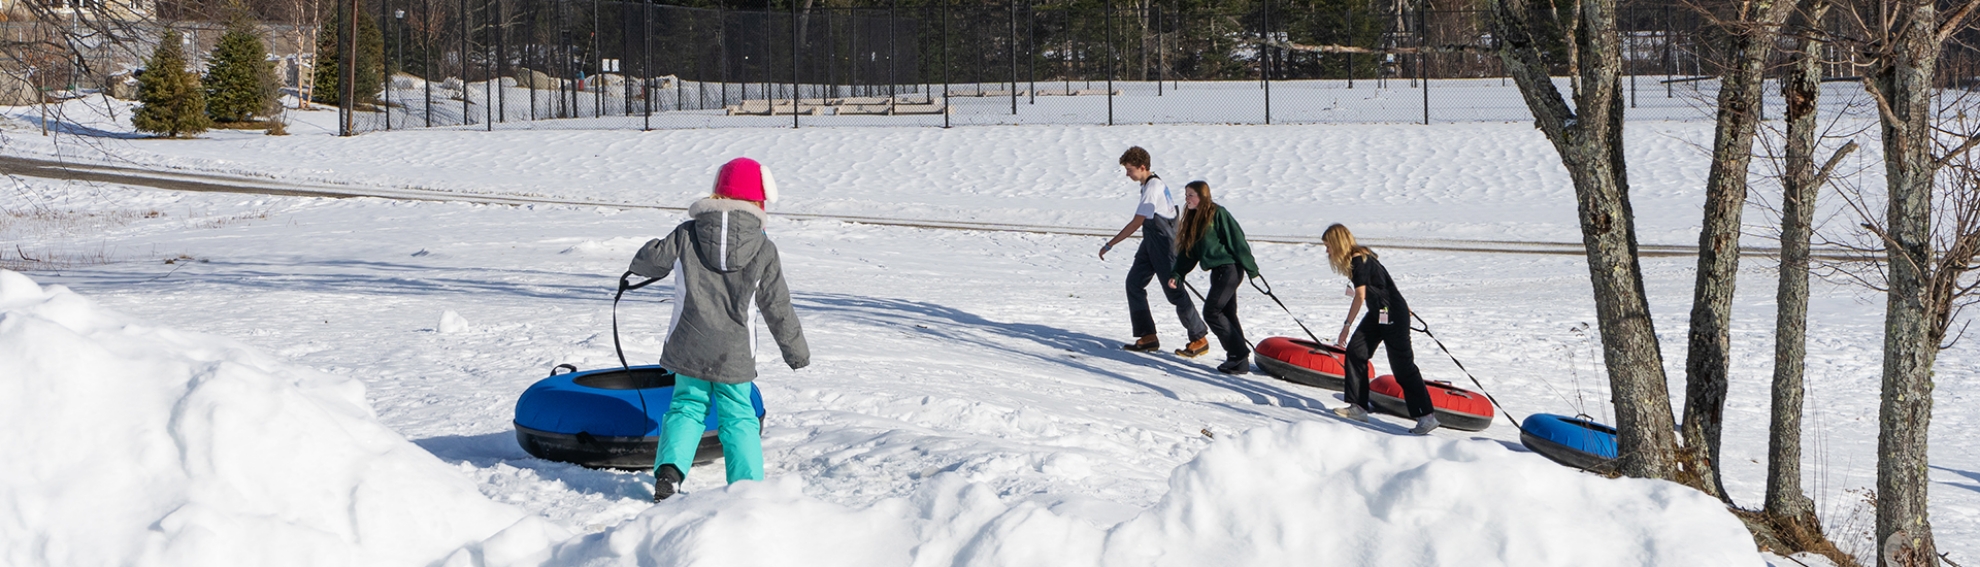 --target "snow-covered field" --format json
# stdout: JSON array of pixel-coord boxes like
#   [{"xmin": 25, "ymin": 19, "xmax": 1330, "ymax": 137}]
[{"xmin": 0, "ymin": 83, "xmax": 1972, "ymax": 566}]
